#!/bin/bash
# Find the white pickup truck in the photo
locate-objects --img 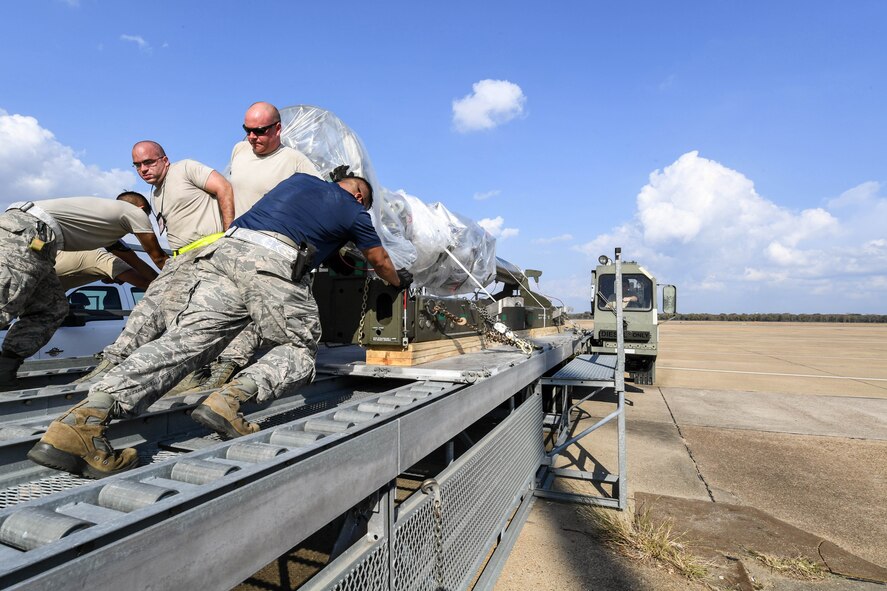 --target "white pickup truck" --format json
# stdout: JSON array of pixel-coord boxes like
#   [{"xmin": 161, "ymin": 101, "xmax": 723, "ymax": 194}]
[{"xmin": 0, "ymin": 282, "xmax": 144, "ymax": 360}]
